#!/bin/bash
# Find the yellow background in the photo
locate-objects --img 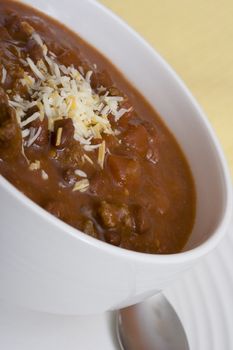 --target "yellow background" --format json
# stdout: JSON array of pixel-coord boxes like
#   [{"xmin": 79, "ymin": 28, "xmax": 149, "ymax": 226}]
[{"xmin": 100, "ymin": 0, "xmax": 233, "ymax": 178}]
